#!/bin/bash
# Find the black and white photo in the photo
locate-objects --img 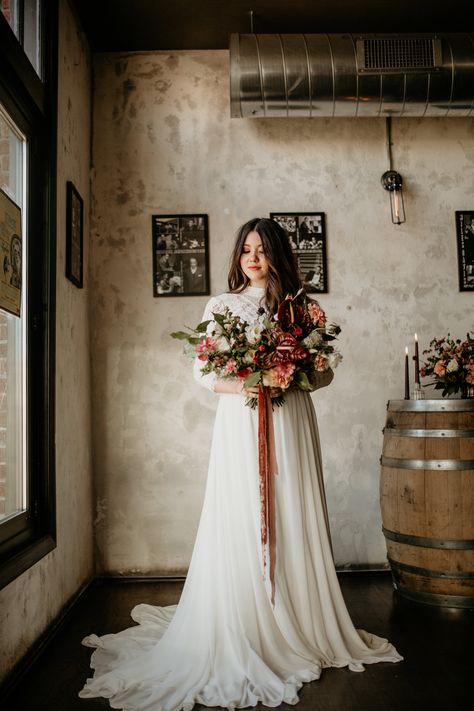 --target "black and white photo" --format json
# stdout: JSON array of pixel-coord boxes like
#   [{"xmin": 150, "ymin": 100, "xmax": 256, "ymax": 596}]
[
  {"xmin": 456, "ymin": 211, "xmax": 474, "ymax": 291},
  {"xmin": 66, "ymin": 181, "xmax": 84, "ymax": 289},
  {"xmin": 270, "ymin": 212, "xmax": 328, "ymax": 293},
  {"xmin": 152, "ymin": 214, "xmax": 209, "ymax": 296}
]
